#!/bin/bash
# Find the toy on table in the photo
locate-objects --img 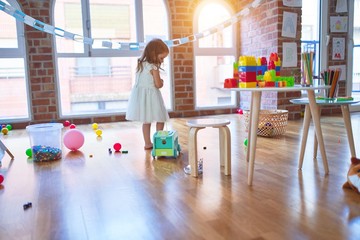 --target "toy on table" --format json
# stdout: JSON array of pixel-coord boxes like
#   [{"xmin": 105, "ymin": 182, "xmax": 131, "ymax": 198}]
[
  {"xmin": 224, "ymin": 62, "xmax": 239, "ymax": 88},
  {"xmin": 257, "ymin": 57, "xmax": 267, "ymax": 75},
  {"xmin": 269, "ymin": 52, "xmax": 281, "ymax": 76},
  {"xmin": 152, "ymin": 130, "xmax": 181, "ymax": 159},
  {"xmin": 224, "ymin": 53, "xmax": 294, "ymax": 89},
  {"xmin": 343, "ymin": 157, "xmax": 360, "ymax": 194},
  {"xmin": 223, "ymin": 78, "xmax": 238, "ymax": 88},
  {"xmin": 238, "ymin": 56, "xmax": 257, "ymax": 88}
]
